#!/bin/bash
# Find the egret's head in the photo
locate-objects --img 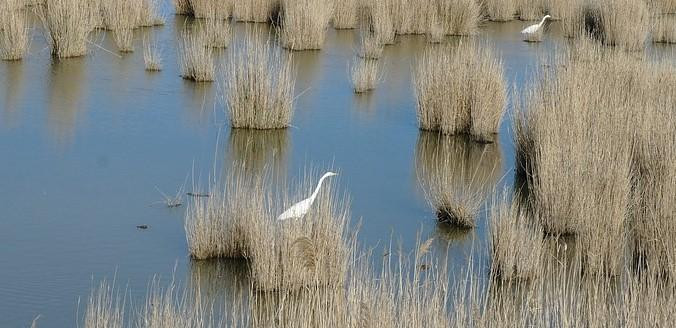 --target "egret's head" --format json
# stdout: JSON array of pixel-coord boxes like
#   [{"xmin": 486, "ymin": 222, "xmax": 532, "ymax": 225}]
[
  {"xmin": 544, "ymin": 15, "xmax": 551, "ymax": 20},
  {"xmin": 325, "ymin": 172, "xmax": 338, "ymax": 178}
]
